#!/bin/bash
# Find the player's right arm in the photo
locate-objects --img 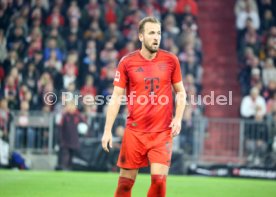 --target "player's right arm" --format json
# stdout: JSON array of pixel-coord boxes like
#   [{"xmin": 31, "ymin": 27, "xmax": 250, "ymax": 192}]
[
  {"xmin": 101, "ymin": 86, "xmax": 125, "ymax": 152},
  {"xmin": 102, "ymin": 56, "xmax": 128, "ymax": 152}
]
